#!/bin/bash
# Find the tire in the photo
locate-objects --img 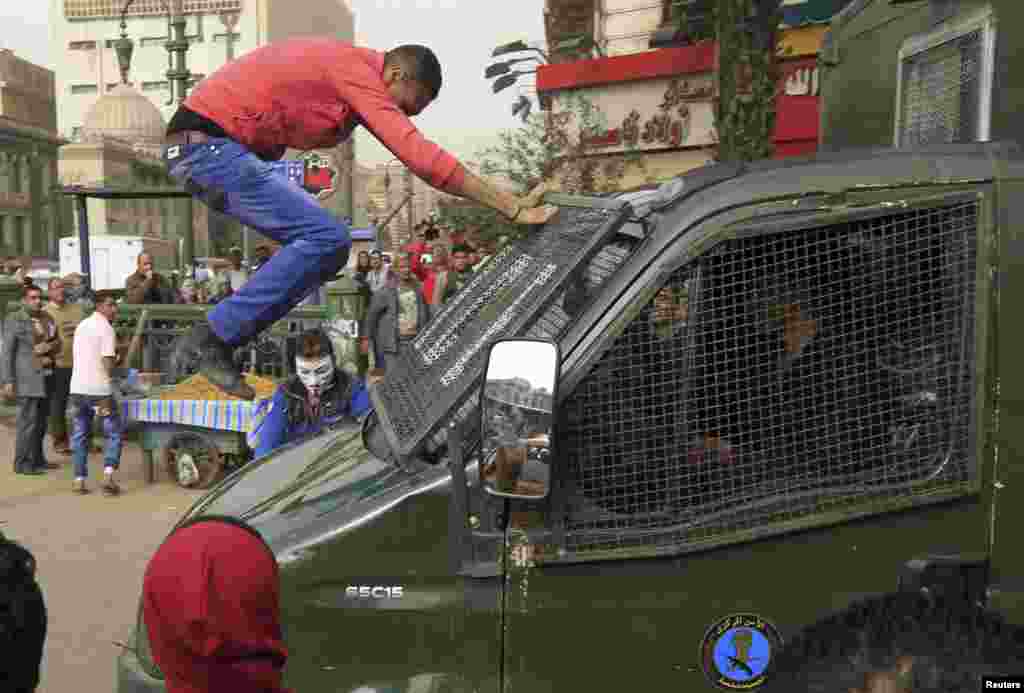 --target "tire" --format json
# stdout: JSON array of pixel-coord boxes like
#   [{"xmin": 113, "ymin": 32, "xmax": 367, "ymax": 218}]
[{"xmin": 160, "ymin": 432, "xmax": 224, "ymax": 489}]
